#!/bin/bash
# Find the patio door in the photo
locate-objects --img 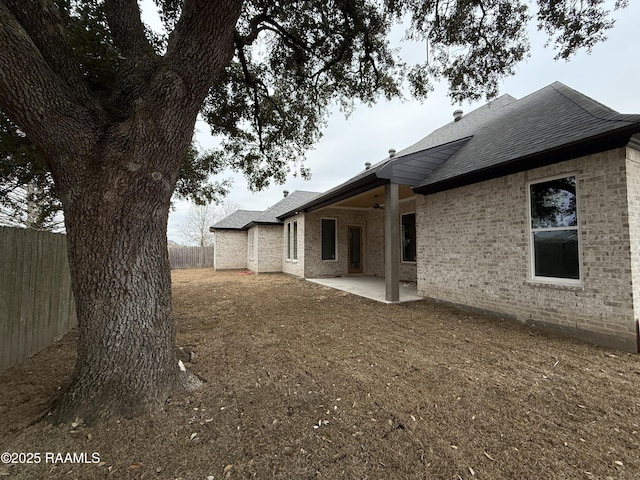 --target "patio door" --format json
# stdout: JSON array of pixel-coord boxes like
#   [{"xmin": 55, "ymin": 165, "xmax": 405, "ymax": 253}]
[{"xmin": 348, "ymin": 226, "xmax": 363, "ymax": 274}]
